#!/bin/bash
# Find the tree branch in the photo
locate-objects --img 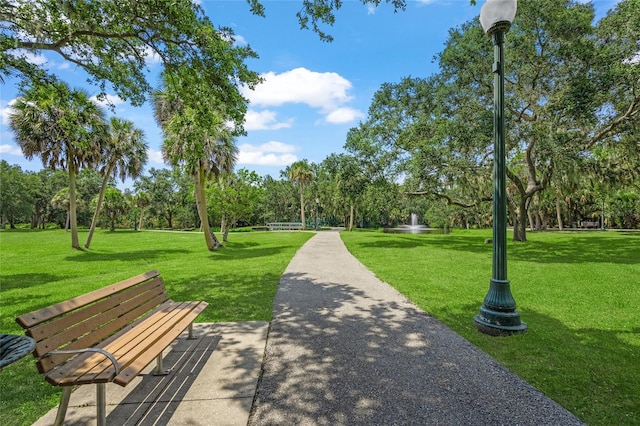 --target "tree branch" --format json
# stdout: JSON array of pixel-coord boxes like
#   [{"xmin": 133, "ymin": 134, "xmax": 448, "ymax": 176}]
[
  {"xmin": 584, "ymin": 95, "xmax": 640, "ymax": 149},
  {"xmin": 406, "ymin": 190, "xmax": 491, "ymax": 208}
]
